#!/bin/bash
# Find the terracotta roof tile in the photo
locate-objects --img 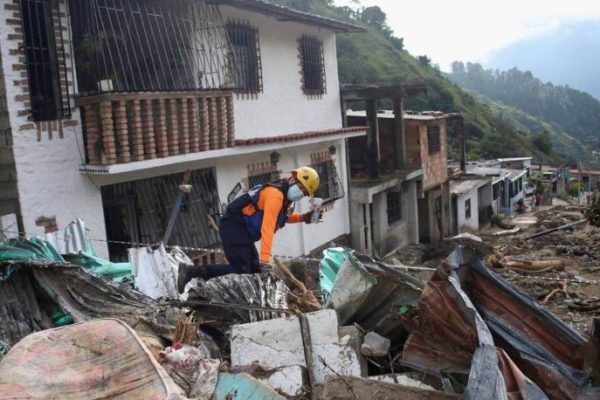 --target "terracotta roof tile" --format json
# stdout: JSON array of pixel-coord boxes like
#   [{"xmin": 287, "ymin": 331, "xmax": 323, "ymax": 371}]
[{"xmin": 235, "ymin": 126, "xmax": 367, "ymax": 146}]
